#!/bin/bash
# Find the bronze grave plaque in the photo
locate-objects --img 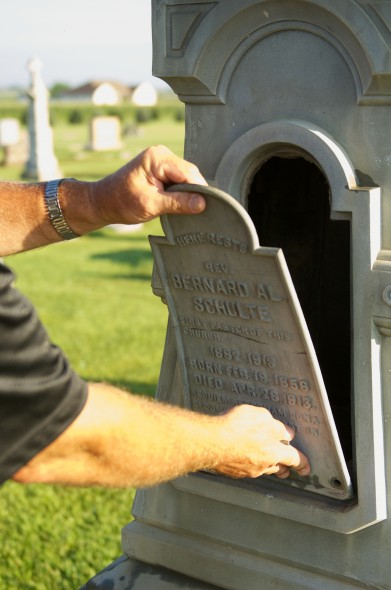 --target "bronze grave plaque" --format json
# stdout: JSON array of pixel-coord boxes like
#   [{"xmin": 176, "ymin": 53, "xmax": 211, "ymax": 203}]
[{"xmin": 150, "ymin": 185, "xmax": 353, "ymax": 500}]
